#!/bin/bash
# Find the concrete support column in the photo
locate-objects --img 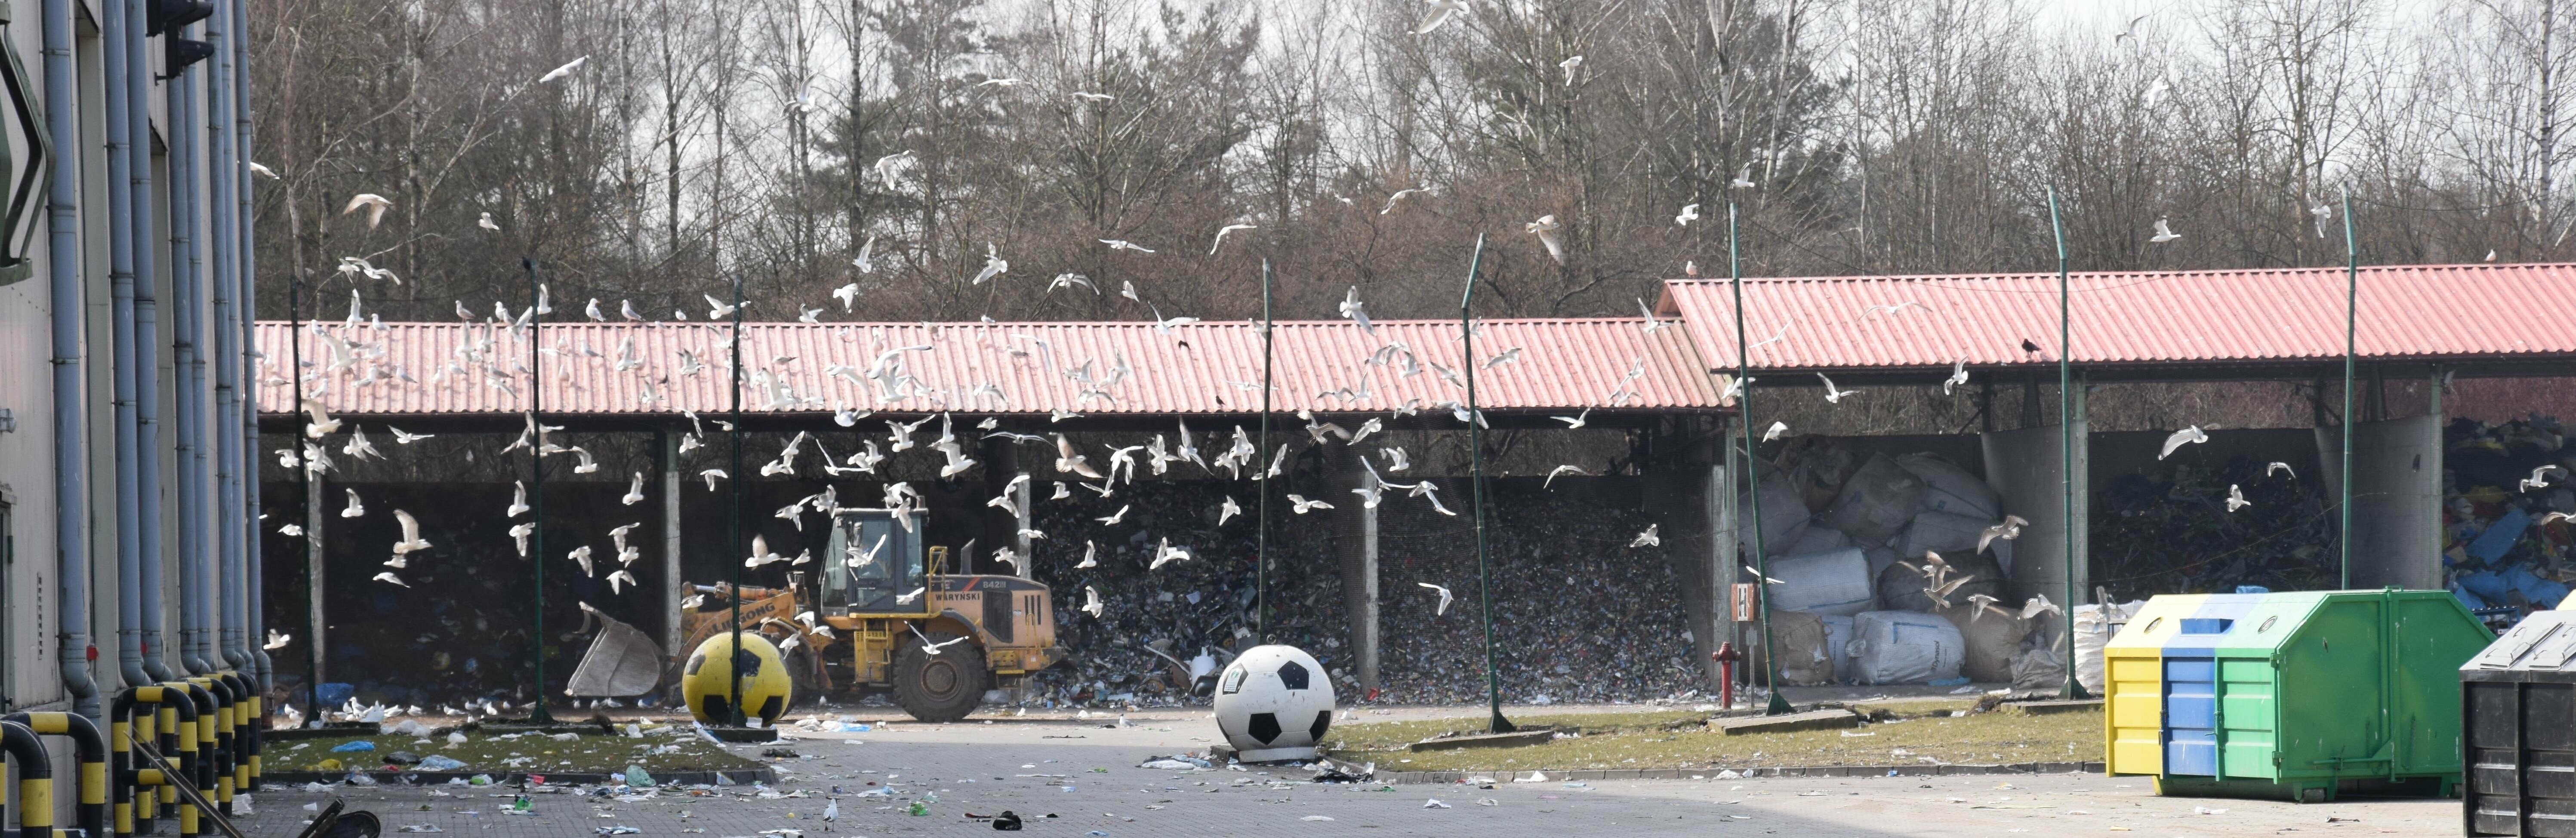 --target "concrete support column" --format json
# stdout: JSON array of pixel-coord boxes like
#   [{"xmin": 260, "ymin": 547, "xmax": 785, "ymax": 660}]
[
  {"xmin": 1356, "ymin": 465, "xmax": 1380, "ymax": 693},
  {"xmin": 660, "ymin": 427, "xmax": 683, "ymax": 658},
  {"xmin": 304, "ymin": 470, "xmax": 326, "ymax": 687},
  {"xmin": 1705, "ymin": 419, "xmax": 1739, "ymax": 690}
]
